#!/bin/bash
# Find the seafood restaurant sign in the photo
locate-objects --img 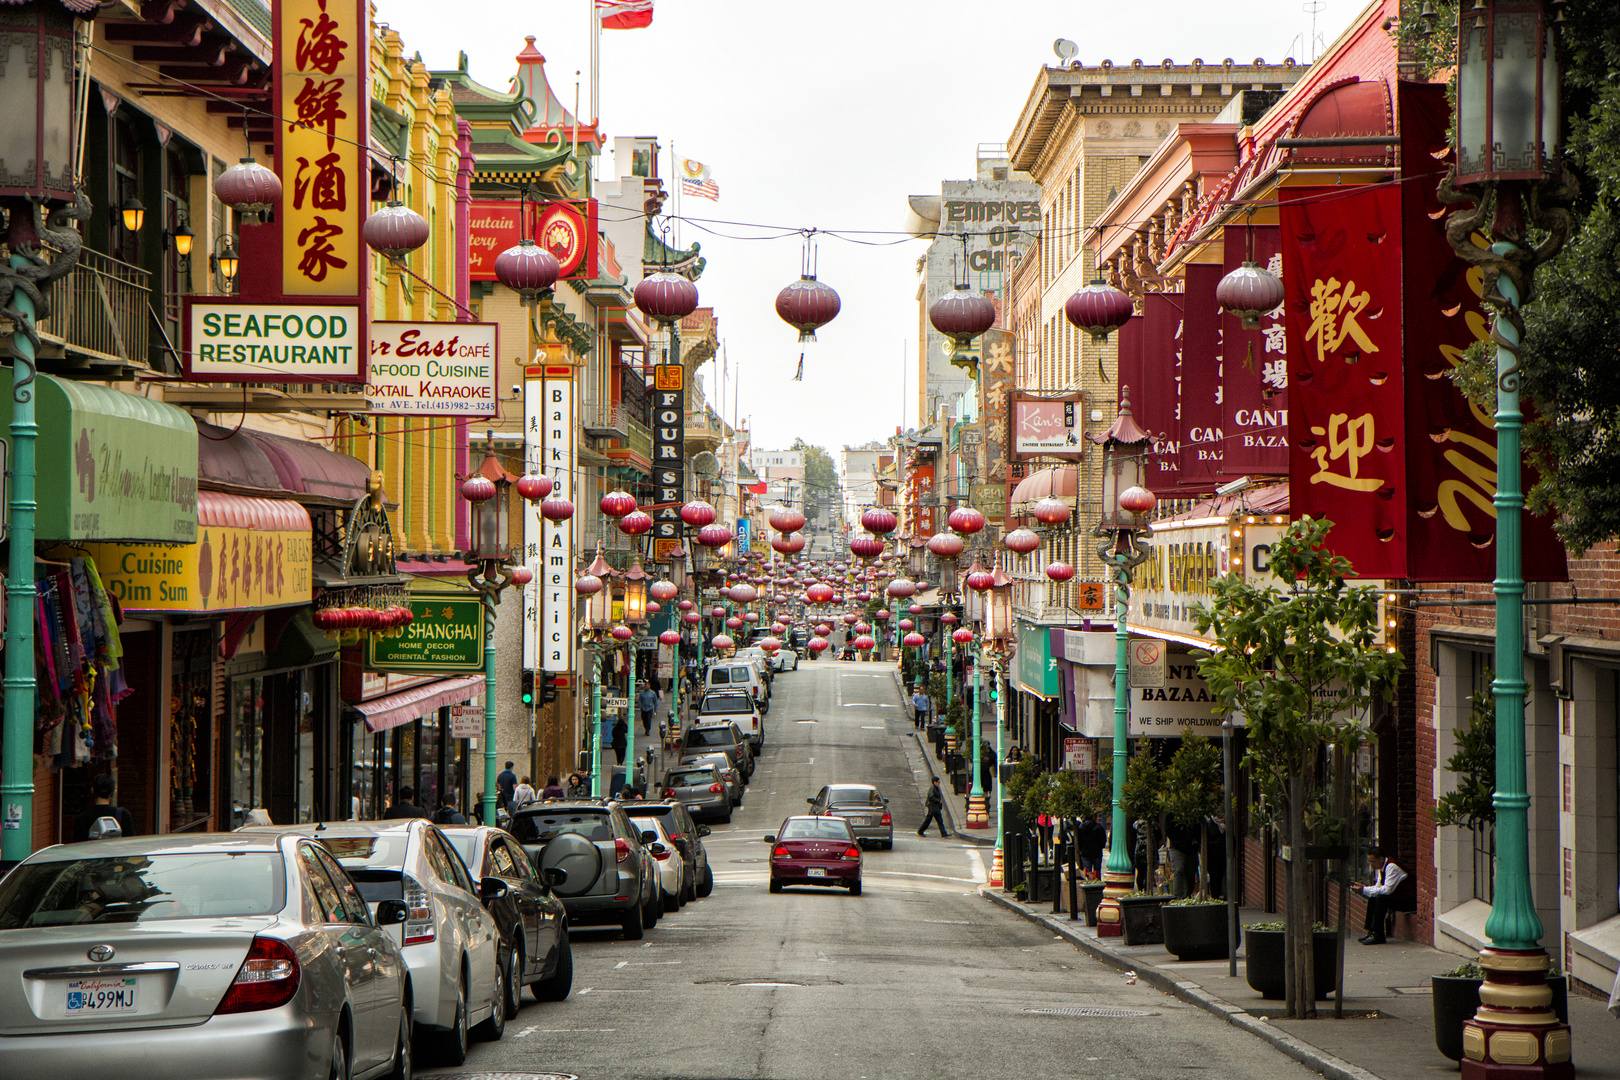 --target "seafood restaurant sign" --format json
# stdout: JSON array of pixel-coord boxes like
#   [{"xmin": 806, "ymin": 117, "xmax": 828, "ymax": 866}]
[{"xmin": 367, "ymin": 322, "xmax": 498, "ymax": 415}]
